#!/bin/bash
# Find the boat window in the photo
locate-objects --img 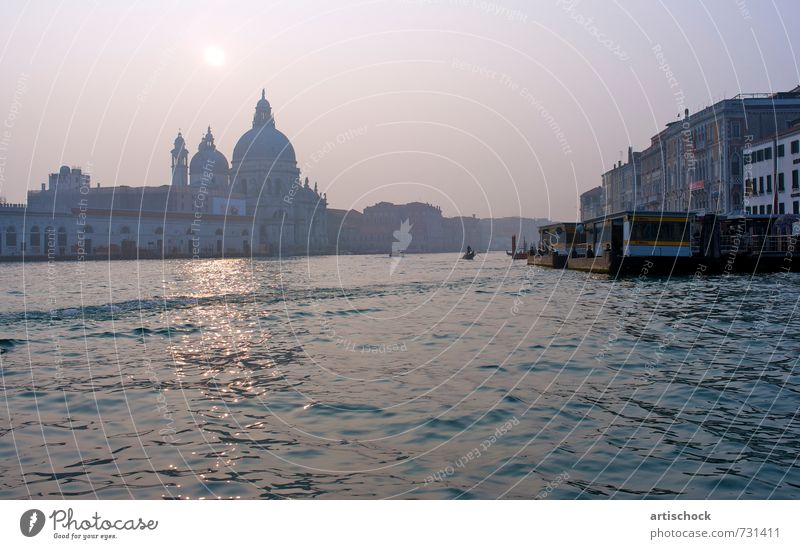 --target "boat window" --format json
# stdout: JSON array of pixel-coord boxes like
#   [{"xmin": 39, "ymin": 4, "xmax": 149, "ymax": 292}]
[{"xmin": 629, "ymin": 220, "xmax": 688, "ymax": 243}]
